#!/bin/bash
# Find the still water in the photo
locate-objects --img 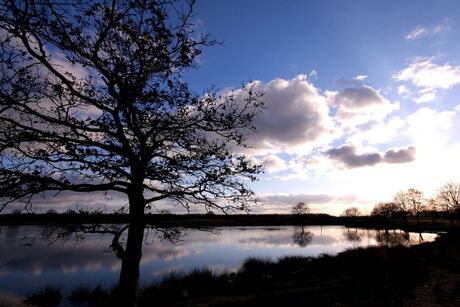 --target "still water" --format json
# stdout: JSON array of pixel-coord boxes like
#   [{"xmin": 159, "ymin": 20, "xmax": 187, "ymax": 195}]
[{"xmin": 0, "ymin": 225, "xmax": 437, "ymax": 296}]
